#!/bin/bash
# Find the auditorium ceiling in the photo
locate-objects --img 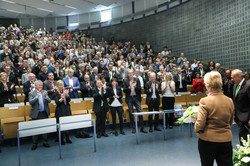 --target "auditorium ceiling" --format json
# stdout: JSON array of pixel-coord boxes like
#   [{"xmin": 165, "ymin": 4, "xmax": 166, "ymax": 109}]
[{"xmin": 0, "ymin": 0, "xmax": 134, "ymax": 18}]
